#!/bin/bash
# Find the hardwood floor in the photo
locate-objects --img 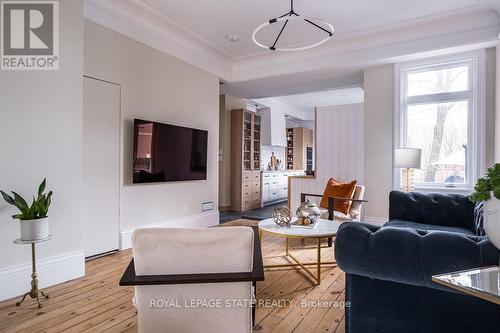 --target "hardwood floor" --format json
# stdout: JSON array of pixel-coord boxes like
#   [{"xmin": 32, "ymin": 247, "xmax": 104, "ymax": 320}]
[{"xmin": 0, "ymin": 220, "xmax": 346, "ymax": 333}]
